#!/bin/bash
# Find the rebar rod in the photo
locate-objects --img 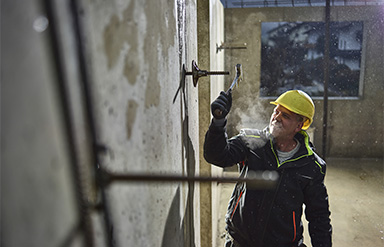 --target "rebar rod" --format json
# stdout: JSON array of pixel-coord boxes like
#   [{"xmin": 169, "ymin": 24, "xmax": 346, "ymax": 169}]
[
  {"xmin": 101, "ymin": 170, "xmax": 279, "ymax": 189},
  {"xmin": 42, "ymin": 1, "xmax": 94, "ymax": 246},
  {"xmin": 185, "ymin": 71, "xmax": 230, "ymax": 76},
  {"xmin": 69, "ymin": 1, "xmax": 116, "ymax": 246}
]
